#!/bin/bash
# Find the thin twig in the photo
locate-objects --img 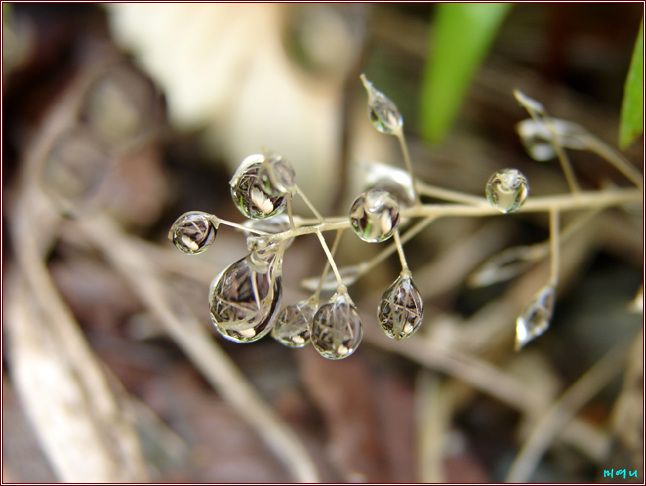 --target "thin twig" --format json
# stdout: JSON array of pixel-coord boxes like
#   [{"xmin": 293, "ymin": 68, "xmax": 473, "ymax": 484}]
[
  {"xmin": 77, "ymin": 214, "xmax": 320, "ymax": 483},
  {"xmin": 505, "ymin": 341, "xmax": 630, "ymax": 482}
]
